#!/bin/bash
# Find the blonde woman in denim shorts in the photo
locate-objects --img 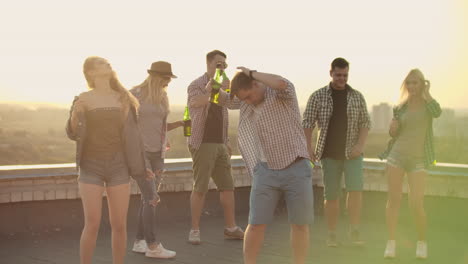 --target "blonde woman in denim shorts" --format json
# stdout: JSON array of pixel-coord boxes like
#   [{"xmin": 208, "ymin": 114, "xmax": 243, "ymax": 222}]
[{"xmin": 380, "ymin": 69, "xmax": 442, "ymax": 259}]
